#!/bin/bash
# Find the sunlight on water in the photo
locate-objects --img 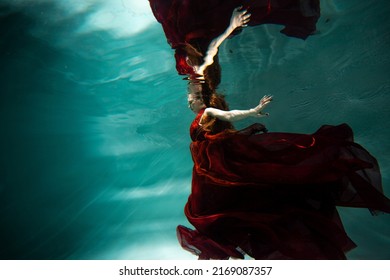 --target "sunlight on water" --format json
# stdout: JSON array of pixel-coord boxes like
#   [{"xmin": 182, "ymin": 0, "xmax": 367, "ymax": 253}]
[
  {"xmin": 0, "ymin": 0, "xmax": 389, "ymax": 260},
  {"xmin": 78, "ymin": 0, "xmax": 155, "ymax": 37},
  {"xmin": 2, "ymin": 0, "xmax": 155, "ymax": 36}
]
